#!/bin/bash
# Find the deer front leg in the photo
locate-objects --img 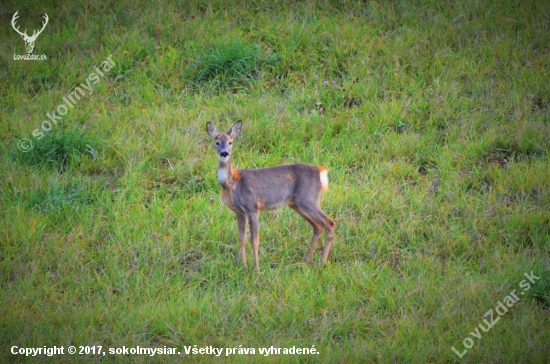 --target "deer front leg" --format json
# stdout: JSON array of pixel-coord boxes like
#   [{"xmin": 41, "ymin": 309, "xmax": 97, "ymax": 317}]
[
  {"xmin": 236, "ymin": 213, "xmax": 248, "ymax": 268},
  {"xmin": 248, "ymin": 212, "xmax": 260, "ymax": 273}
]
